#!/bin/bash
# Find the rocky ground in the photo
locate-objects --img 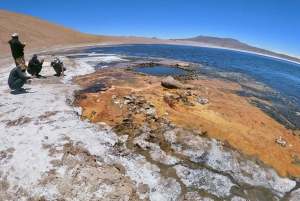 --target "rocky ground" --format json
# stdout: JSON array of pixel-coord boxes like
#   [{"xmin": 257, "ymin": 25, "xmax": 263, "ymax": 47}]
[
  {"xmin": 0, "ymin": 53, "xmax": 300, "ymax": 200},
  {"xmin": 72, "ymin": 59, "xmax": 300, "ymax": 200}
]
